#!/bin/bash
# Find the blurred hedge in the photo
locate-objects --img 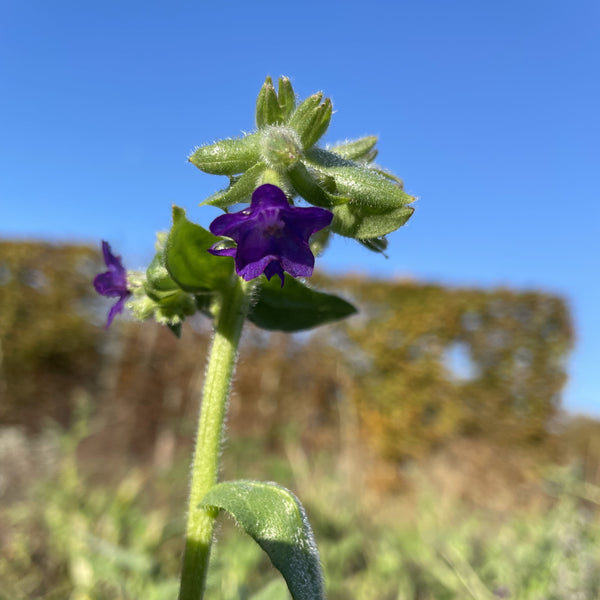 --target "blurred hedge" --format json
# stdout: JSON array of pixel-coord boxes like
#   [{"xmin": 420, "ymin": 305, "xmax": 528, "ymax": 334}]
[
  {"xmin": 0, "ymin": 241, "xmax": 103, "ymax": 426},
  {"xmin": 0, "ymin": 241, "xmax": 573, "ymax": 465},
  {"xmin": 327, "ymin": 275, "xmax": 573, "ymax": 460}
]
